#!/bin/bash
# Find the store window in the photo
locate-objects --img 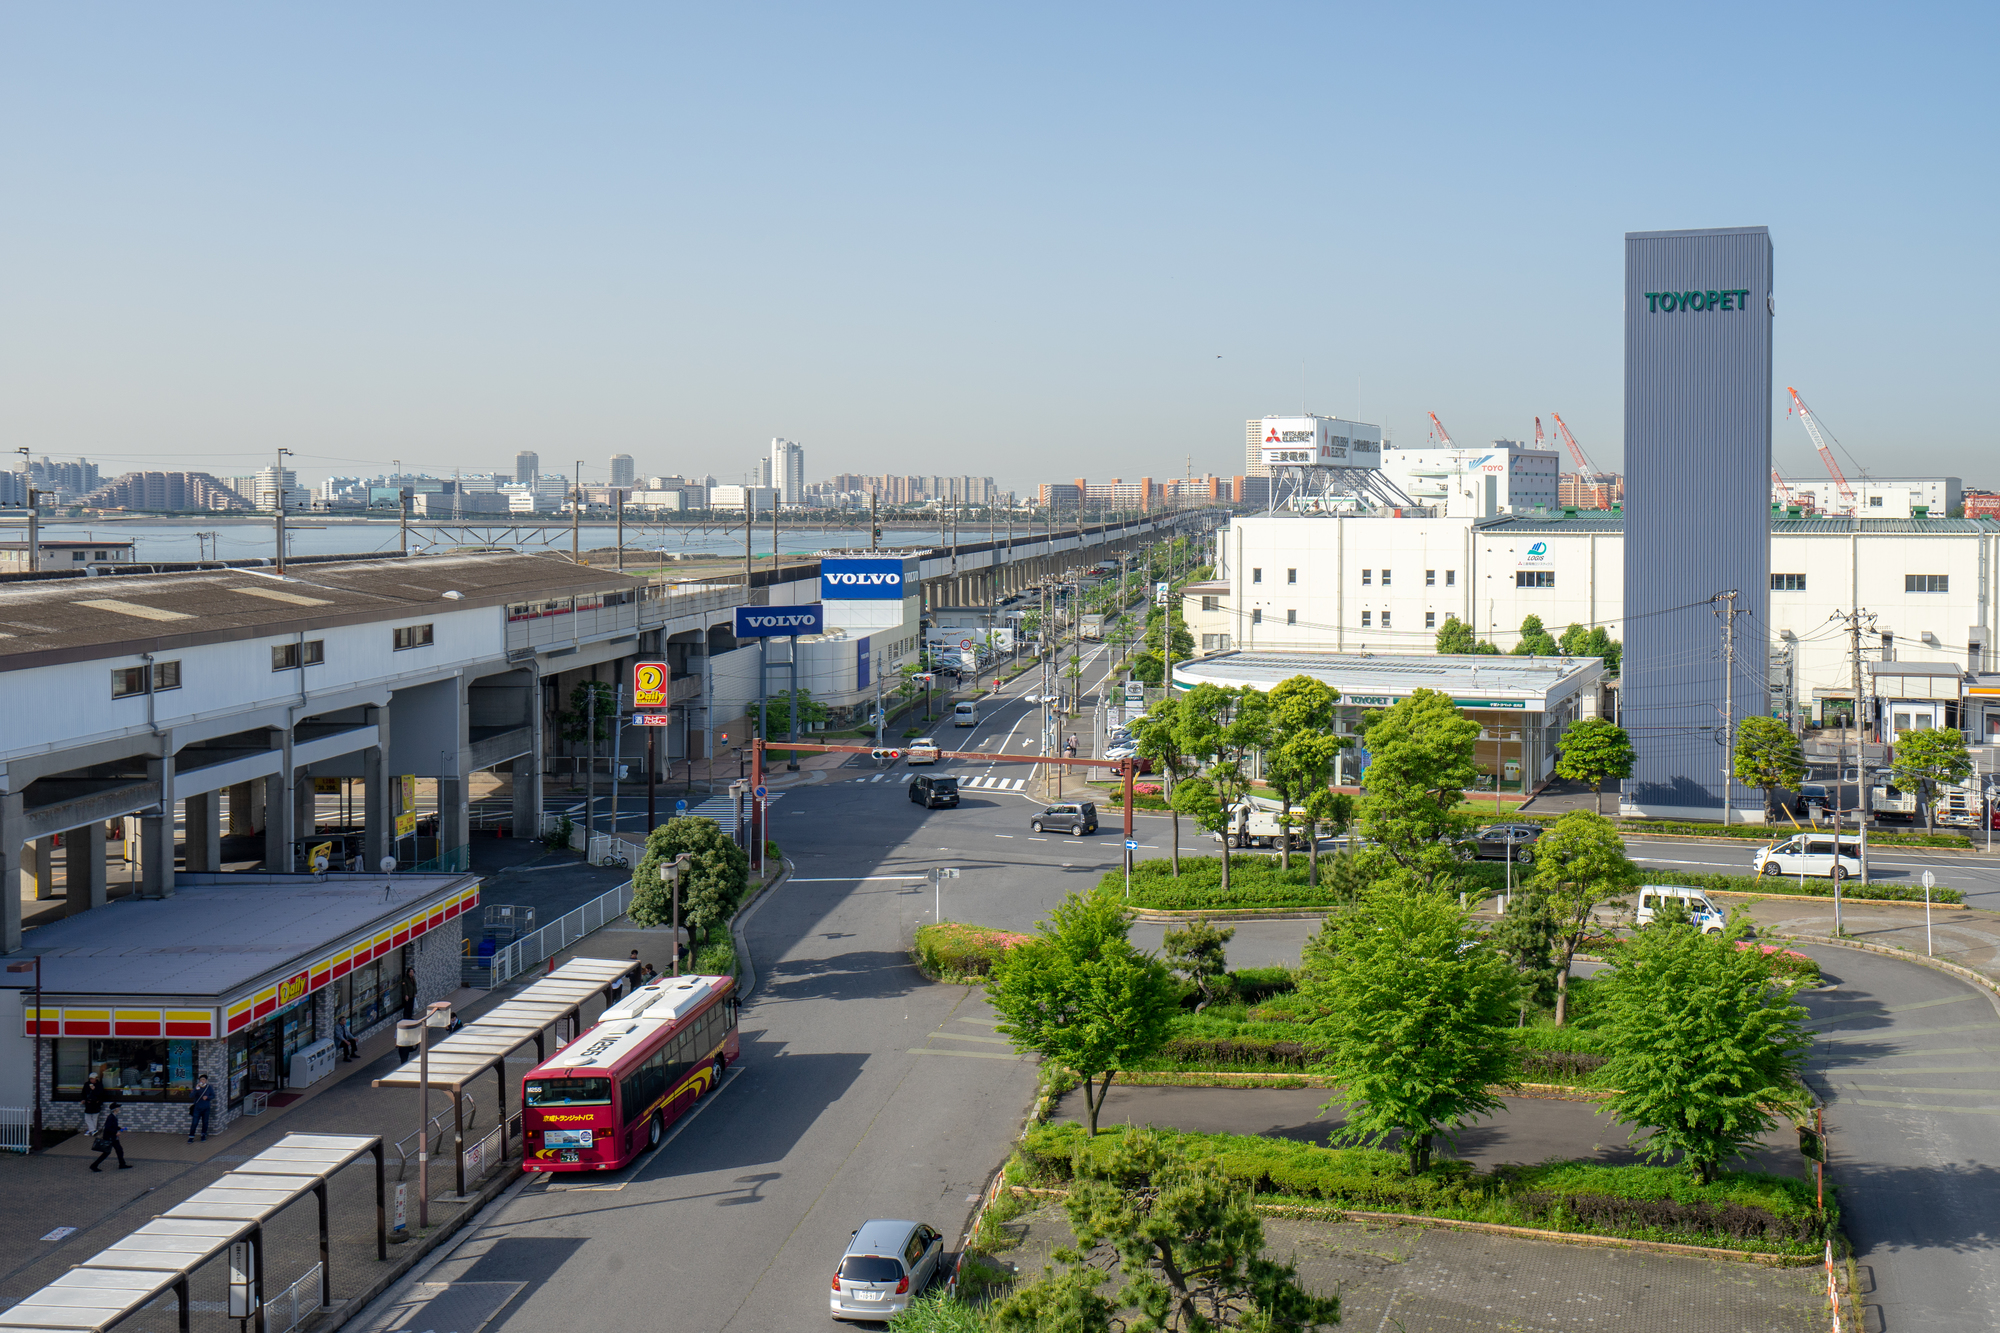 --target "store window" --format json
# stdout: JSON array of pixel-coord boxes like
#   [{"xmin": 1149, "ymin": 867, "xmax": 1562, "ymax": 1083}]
[
  {"xmin": 52, "ymin": 1038, "xmax": 198, "ymax": 1102},
  {"xmin": 227, "ymin": 997, "xmax": 324, "ymax": 1107},
  {"xmin": 333, "ymin": 952, "xmax": 409, "ymax": 1035}
]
